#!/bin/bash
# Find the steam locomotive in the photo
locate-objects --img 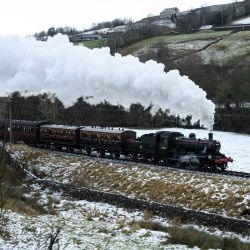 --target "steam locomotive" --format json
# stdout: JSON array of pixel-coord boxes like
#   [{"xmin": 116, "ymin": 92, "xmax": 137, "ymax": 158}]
[{"xmin": 0, "ymin": 120, "xmax": 233, "ymax": 171}]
